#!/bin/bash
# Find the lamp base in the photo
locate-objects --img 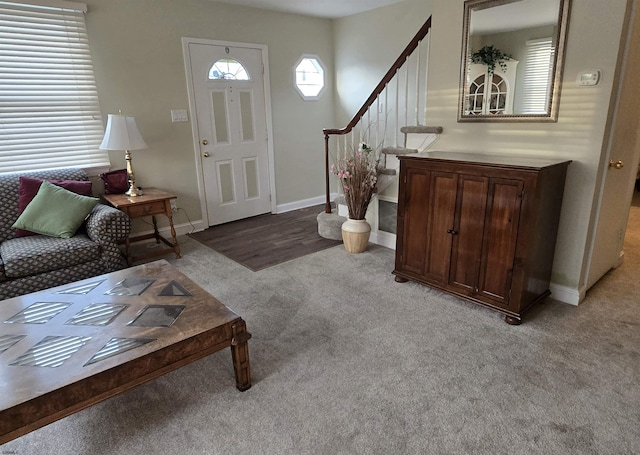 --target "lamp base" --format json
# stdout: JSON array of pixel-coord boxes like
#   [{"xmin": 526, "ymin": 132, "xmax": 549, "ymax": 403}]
[
  {"xmin": 125, "ymin": 185, "xmax": 143, "ymax": 197},
  {"xmin": 124, "ymin": 149, "xmax": 143, "ymax": 197}
]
